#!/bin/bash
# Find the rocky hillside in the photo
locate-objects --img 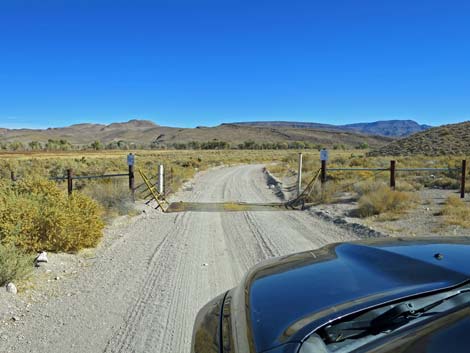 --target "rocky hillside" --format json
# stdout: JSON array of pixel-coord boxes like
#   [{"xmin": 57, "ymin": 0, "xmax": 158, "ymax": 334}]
[
  {"xmin": 0, "ymin": 120, "xmax": 391, "ymax": 149},
  {"xmin": 232, "ymin": 119, "xmax": 431, "ymax": 137},
  {"xmin": 369, "ymin": 121, "xmax": 470, "ymax": 156},
  {"xmin": 343, "ymin": 120, "xmax": 431, "ymax": 137}
]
